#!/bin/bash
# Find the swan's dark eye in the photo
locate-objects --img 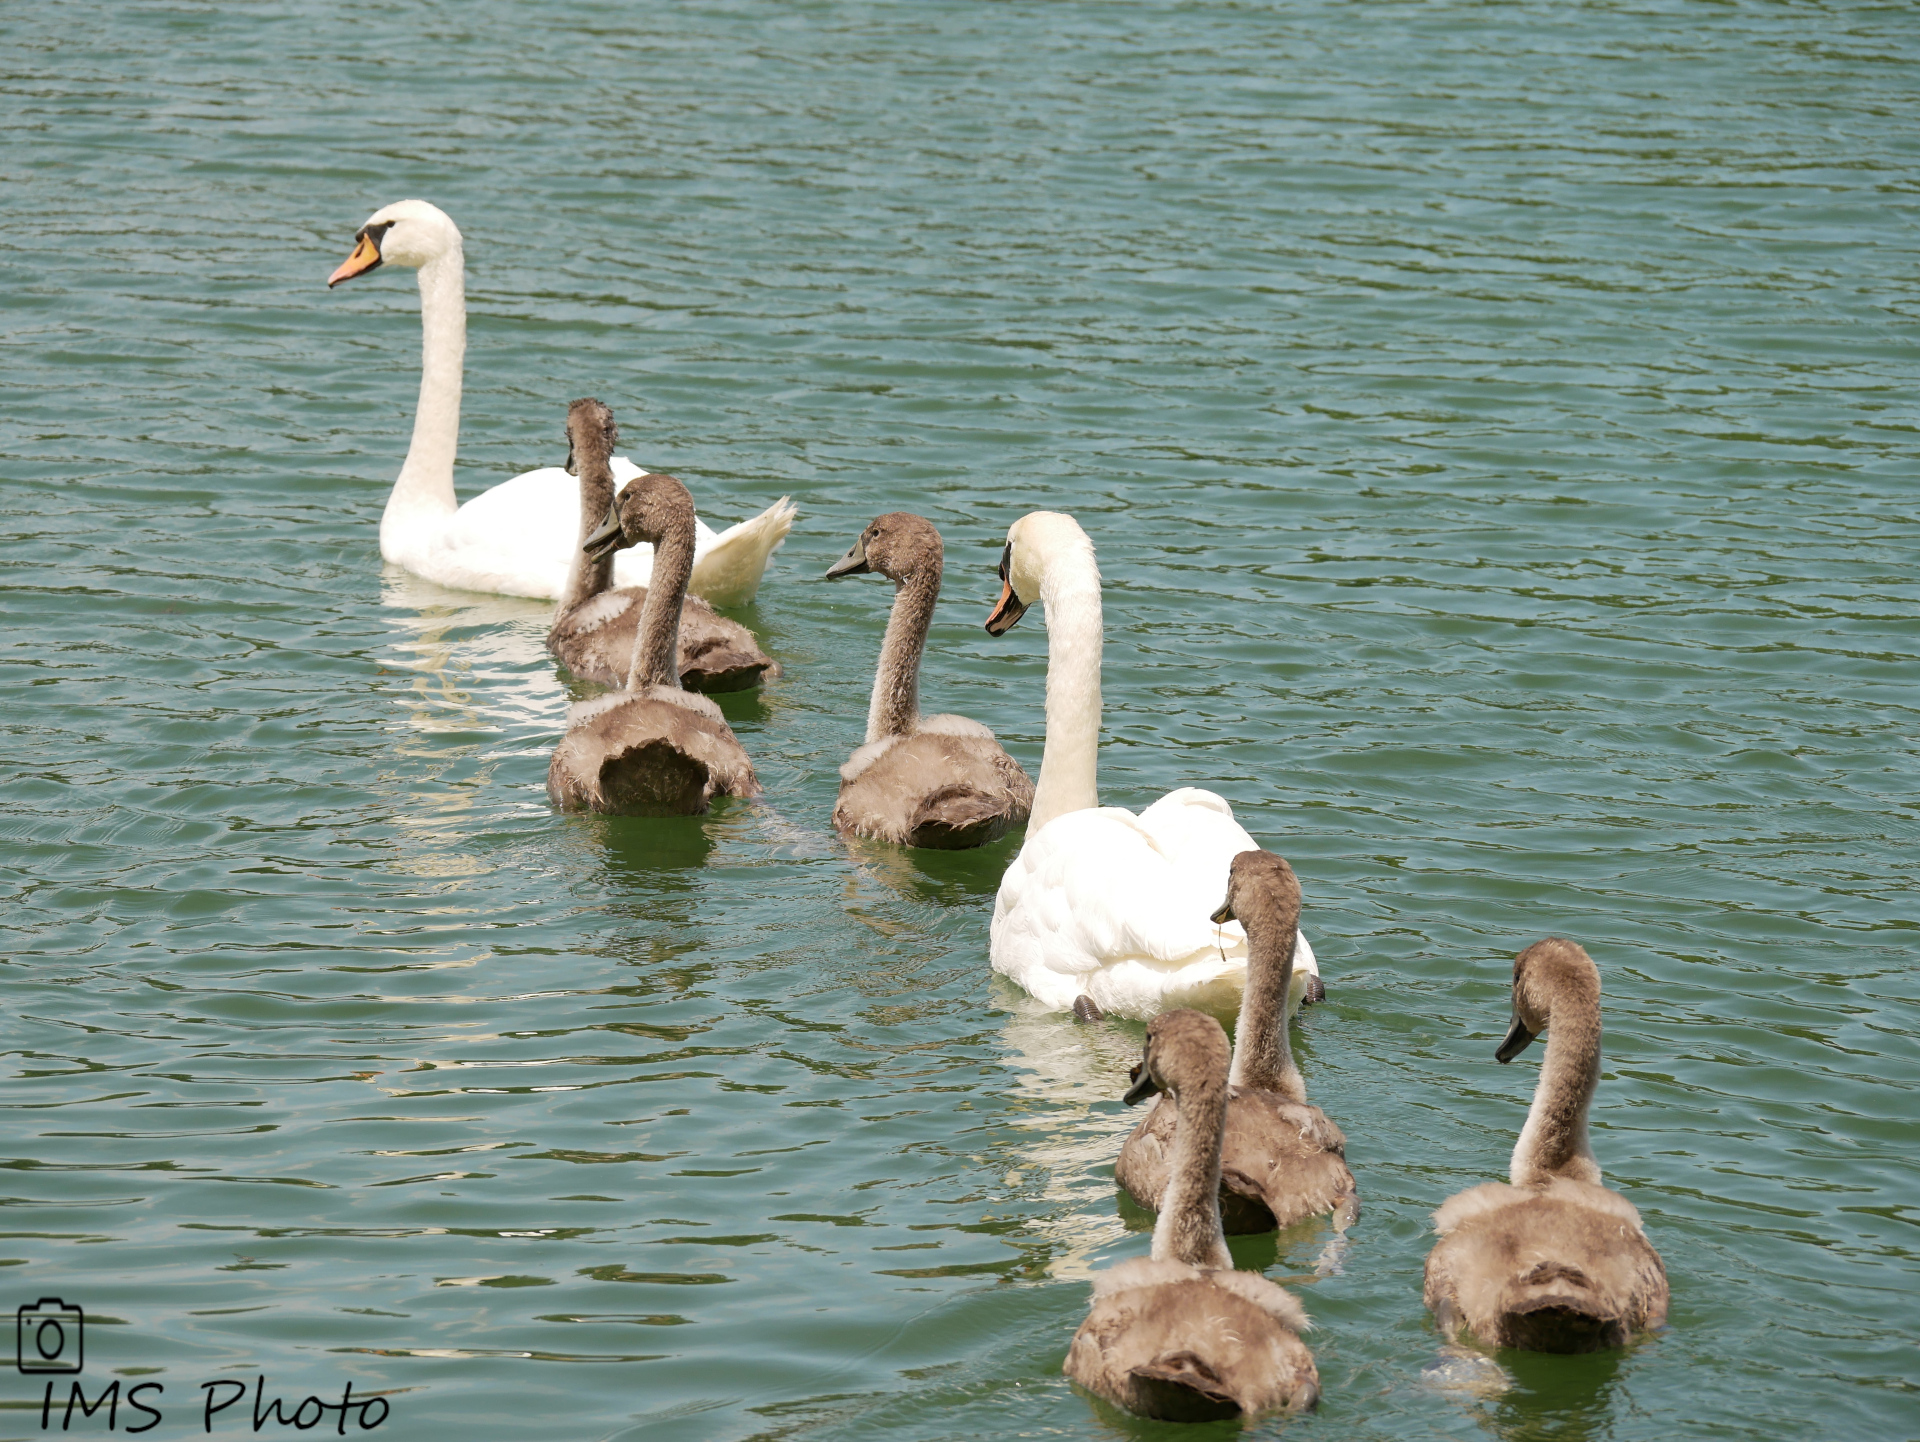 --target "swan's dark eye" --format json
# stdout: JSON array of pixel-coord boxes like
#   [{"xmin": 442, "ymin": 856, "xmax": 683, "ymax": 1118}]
[{"xmin": 997, "ymin": 543, "xmax": 1011, "ymax": 582}]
